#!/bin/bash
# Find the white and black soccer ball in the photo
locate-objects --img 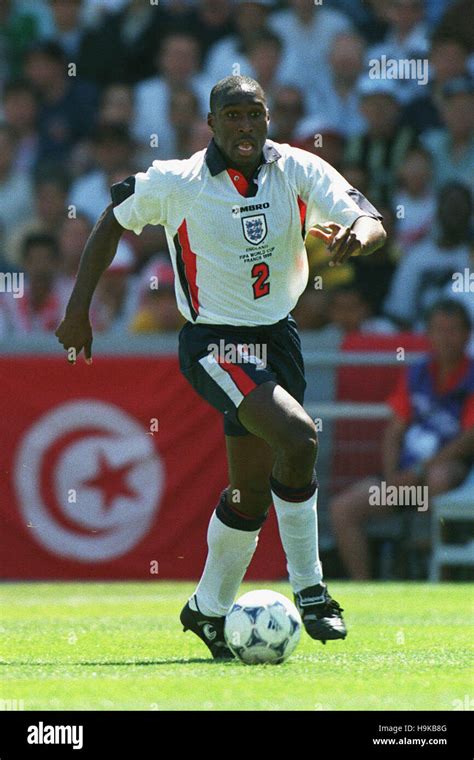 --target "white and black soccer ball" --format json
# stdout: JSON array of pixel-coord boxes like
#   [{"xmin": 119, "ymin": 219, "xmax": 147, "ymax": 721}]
[{"xmin": 224, "ymin": 589, "xmax": 302, "ymax": 664}]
